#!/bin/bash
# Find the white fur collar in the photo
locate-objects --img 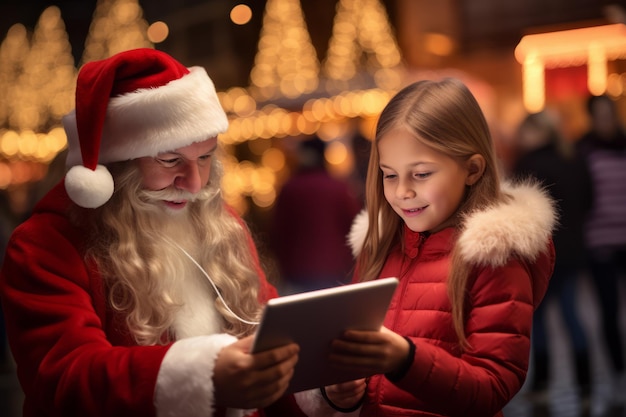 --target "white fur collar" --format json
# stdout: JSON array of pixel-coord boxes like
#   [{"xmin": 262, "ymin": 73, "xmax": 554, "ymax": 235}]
[{"xmin": 347, "ymin": 181, "xmax": 556, "ymax": 267}]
